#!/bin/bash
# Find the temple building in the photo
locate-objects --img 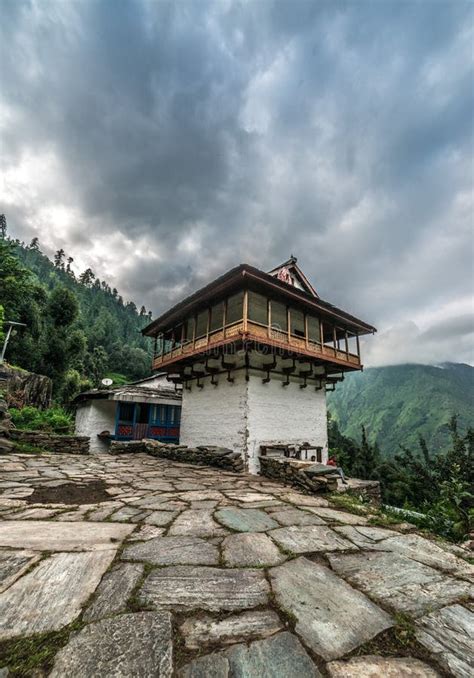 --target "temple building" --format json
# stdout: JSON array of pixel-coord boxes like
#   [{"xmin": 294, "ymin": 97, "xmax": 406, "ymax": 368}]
[{"xmin": 142, "ymin": 257, "xmax": 375, "ymax": 473}]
